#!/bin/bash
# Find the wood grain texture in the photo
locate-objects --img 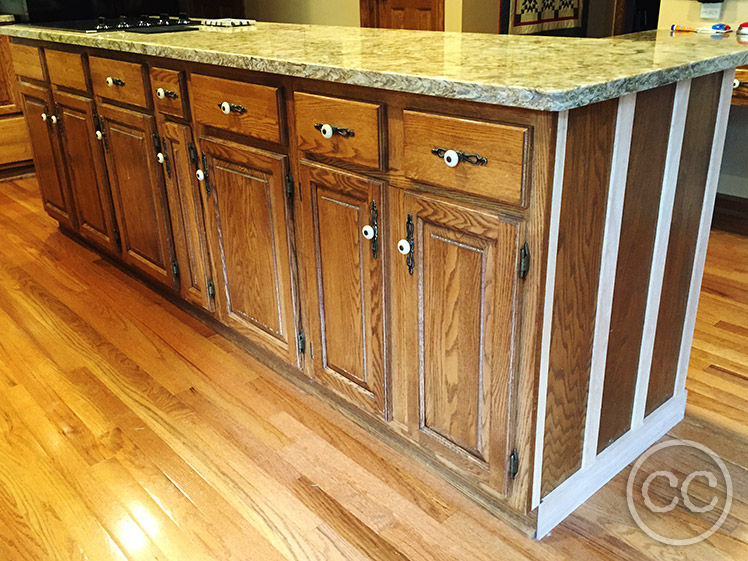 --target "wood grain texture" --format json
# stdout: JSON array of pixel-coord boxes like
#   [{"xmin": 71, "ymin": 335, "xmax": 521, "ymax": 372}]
[
  {"xmin": 0, "ymin": 35, "xmax": 21, "ymax": 113},
  {"xmin": 99, "ymin": 103, "xmax": 175, "ymax": 287},
  {"xmin": 646, "ymin": 73, "xmax": 723, "ymax": 416},
  {"xmin": 200, "ymin": 135, "xmax": 298, "ymax": 366},
  {"xmin": 191, "ymin": 74, "xmax": 281, "ymax": 144},
  {"xmin": 150, "ymin": 67, "xmax": 187, "ymax": 119},
  {"xmin": 541, "ymin": 99, "xmax": 618, "ymax": 497},
  {"xmin": 597, "ymin": 84, "xmax": 676, "ymax": 452},
  {"xmin": 403, "ymin": 110, "xmax": 528, "ymax": 206},
  {"xmin": 0, "ymin": 114, "xmax": 32, "ymax": 164},
  {"xmin": 89, "ymin": 56, "xmax": 149, "ymax": 109},
  {"xmin": 45, "ymin": 49, "xmax": 88, "ymax": 92},
  {"xmin": 8, "ymin": 42, "xmax": 44, "ymax": 82},
  {"xmin": 0, "ymin": 177, "xmax": 746, "ymax": 559},
  {"xmin": 393, "ymin": 188, "xmax": 522, "ymax": 496},
  {"xmin": 377, "ymin": 0, "xmax": 445, "ymax": 30},
  {"xmin": 299, "ymin": 161, "xmax": 386, "ymax": 416},
  {"xmin": 295, "ymin": 92, "xmax": 384, "ymax": 170}
]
